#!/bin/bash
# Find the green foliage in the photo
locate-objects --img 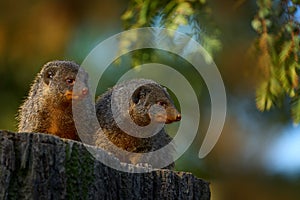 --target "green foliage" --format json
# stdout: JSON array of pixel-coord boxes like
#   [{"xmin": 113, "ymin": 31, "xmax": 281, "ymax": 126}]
[
  {"xmin": 120, "ymin": 0, "xmax": 221, "ymax": 65},
  {"xmin": 251, "ymin": 0, "xmax": 300, "ymax": 123},
  {"xmin": 120, "ymin": 0, "xmax": 300, "ymax": 124}
]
